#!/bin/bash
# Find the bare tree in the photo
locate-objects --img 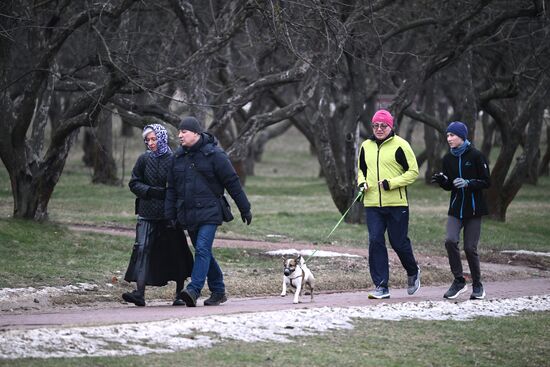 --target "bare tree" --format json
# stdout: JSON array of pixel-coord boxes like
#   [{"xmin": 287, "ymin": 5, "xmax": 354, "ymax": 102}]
[
  {"xmin": 1, "ymin": 0, "xmax": 548, "ymax": 225},
  {"xmin": 0, "ymin": 1, "xmax": 138, "ymax": 220}
]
